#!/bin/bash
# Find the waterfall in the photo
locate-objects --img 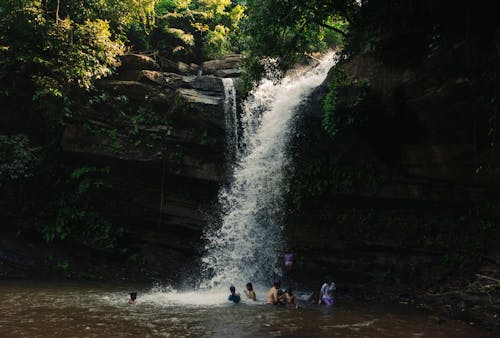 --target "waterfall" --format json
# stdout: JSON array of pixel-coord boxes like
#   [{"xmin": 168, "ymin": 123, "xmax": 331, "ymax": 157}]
[
  {"xmin": 222, "ymin": 78, "xmax": 239, "ymax": 159},
  {"xmin": 202, "ymin": 53, "xmax": 337, "ymax": 289}
]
